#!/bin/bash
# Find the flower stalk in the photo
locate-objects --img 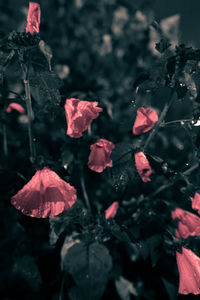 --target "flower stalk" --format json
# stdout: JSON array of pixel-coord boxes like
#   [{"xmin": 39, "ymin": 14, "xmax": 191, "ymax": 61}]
[{"xmin": 21, "ymin": 62, "xmax": 35, "ymax": 163}]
